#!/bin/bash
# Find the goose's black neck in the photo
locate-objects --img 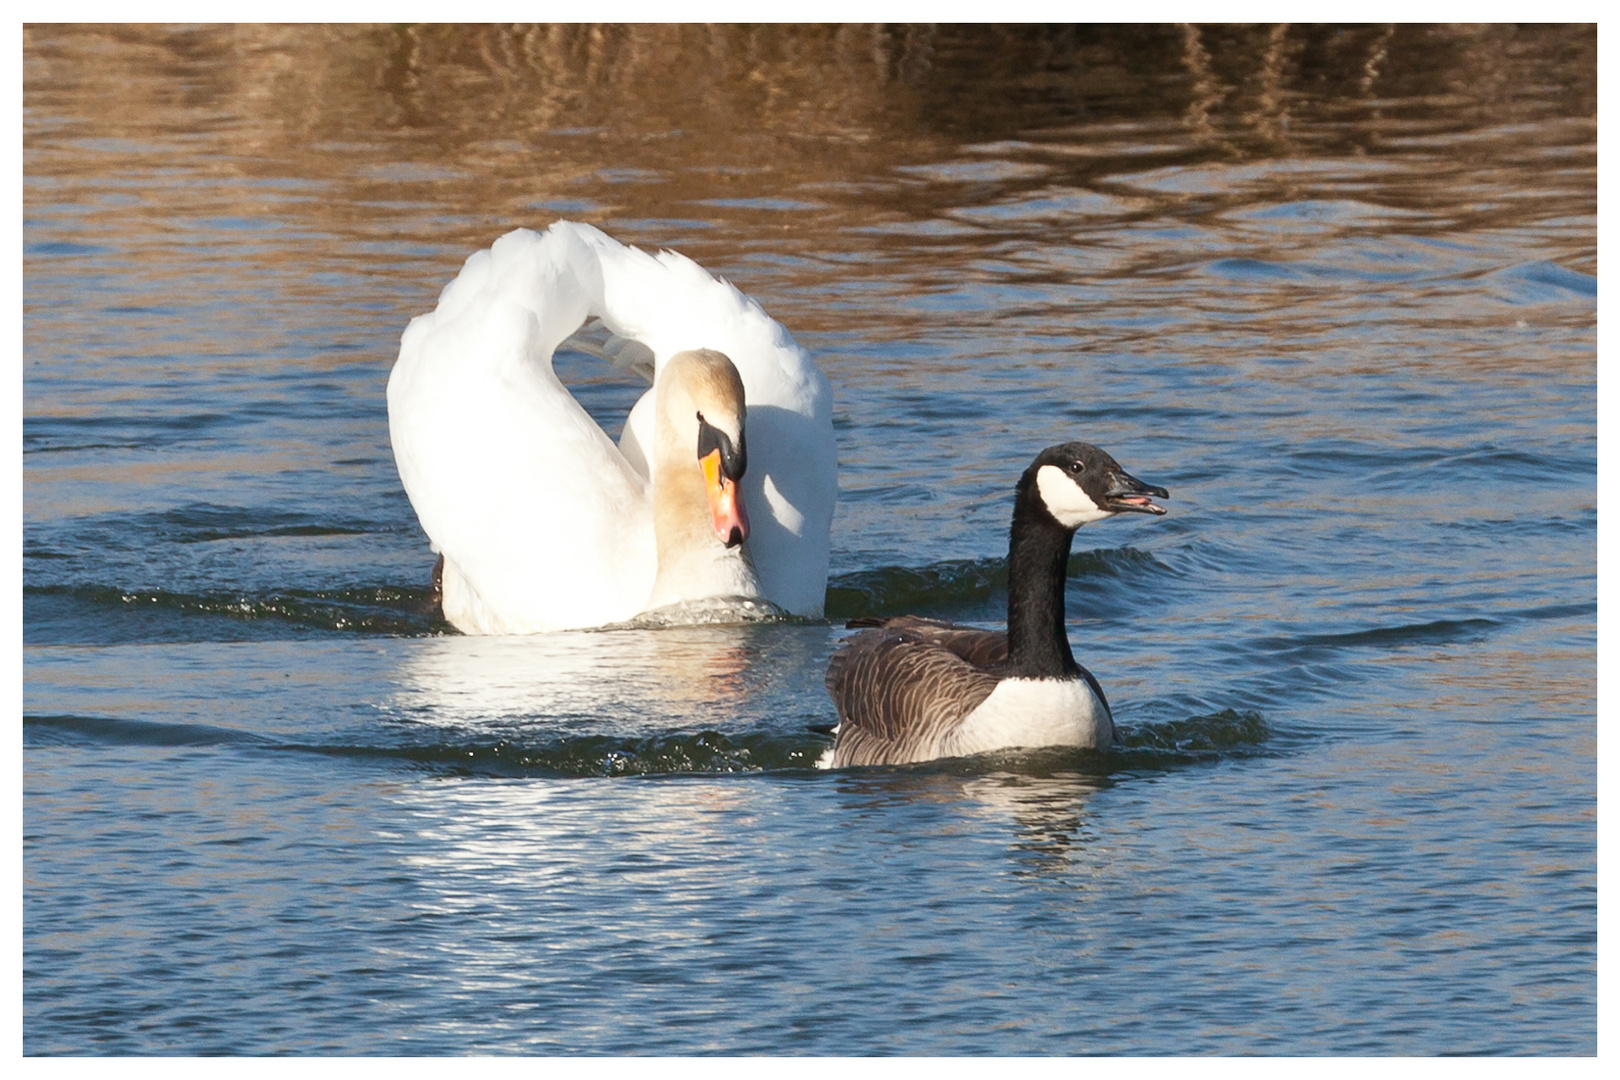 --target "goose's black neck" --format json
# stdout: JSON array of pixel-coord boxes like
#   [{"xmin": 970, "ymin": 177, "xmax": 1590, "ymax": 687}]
[{"xmin": 1005, "ymin": 473, "xmax": 1080, "ymax": 679}]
